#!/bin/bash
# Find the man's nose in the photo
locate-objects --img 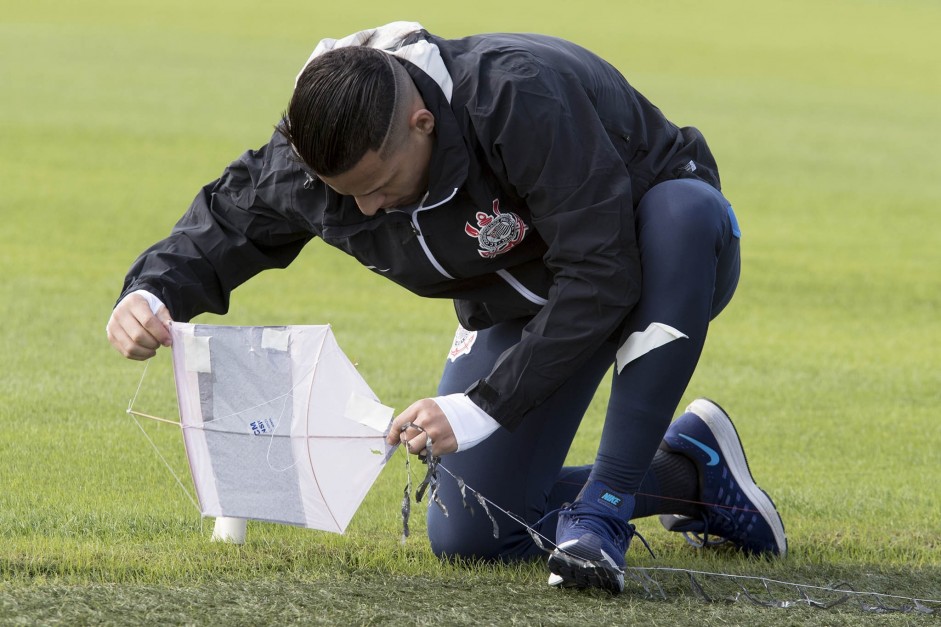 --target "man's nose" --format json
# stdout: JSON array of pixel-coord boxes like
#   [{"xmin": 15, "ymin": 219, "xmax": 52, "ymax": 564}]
[{"xmin": 354, "ymin": 194, "xmax": 385, "ymax": 216}]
